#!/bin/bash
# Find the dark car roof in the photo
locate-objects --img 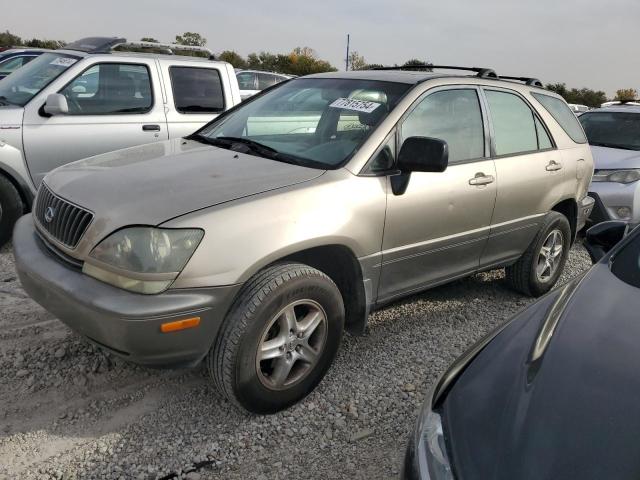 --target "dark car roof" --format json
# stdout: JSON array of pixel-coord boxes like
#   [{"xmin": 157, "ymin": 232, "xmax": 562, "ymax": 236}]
[{"xmin": 439, "ymin": 233, "xmax": 640, "ymax": 479}]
